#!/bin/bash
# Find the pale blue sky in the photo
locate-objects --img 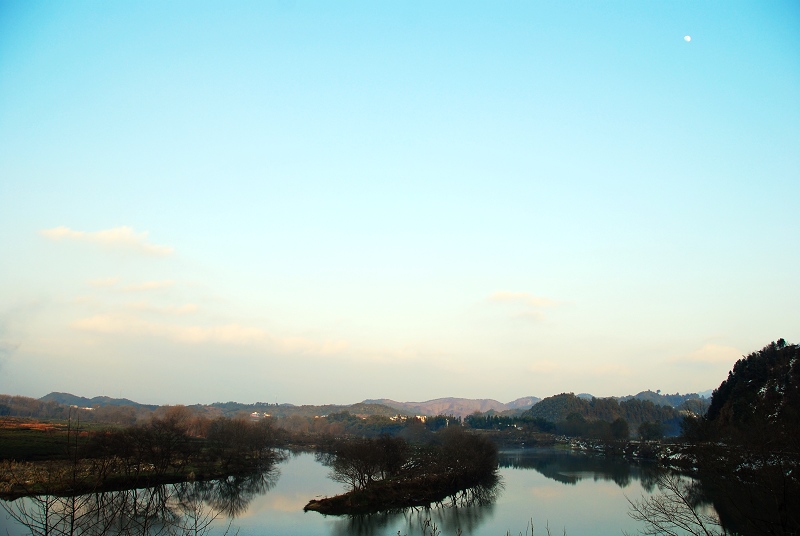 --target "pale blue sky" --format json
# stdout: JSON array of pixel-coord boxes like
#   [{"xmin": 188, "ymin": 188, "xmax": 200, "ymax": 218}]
[{"xmin": 1, "ymin": 1, "xmax": 798, "ymax": 405}]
